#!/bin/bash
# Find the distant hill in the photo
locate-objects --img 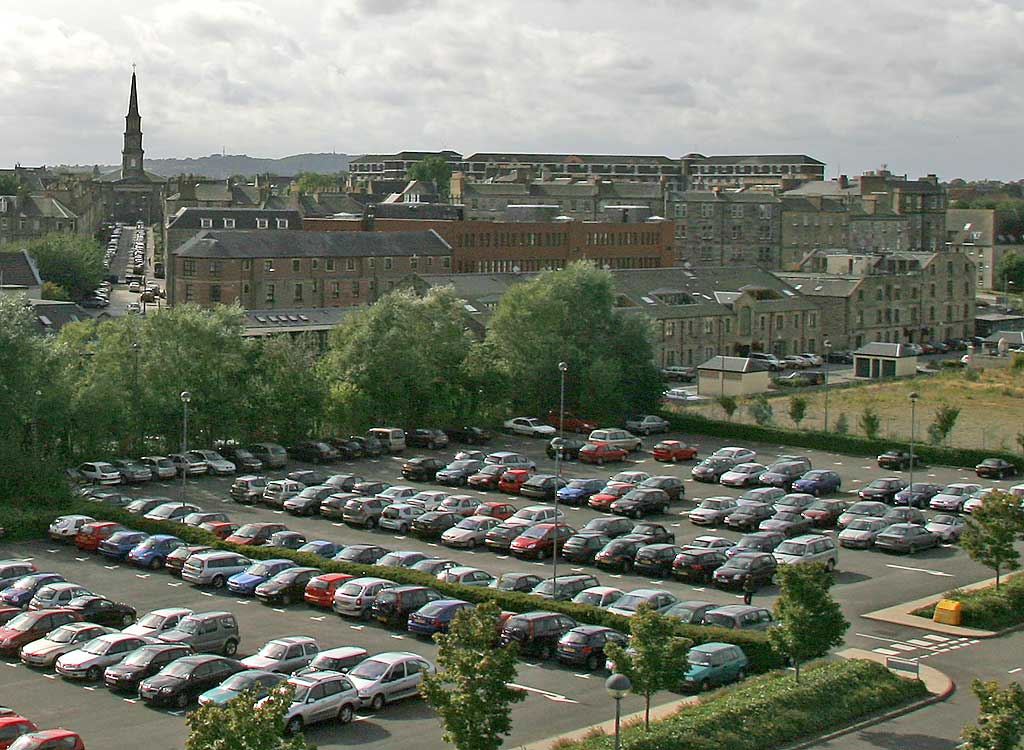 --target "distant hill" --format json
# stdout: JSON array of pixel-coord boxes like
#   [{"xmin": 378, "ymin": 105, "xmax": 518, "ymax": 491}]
[{"xmin": 58, "ymin": 153, "xmax": 353, "ymax": 179}]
